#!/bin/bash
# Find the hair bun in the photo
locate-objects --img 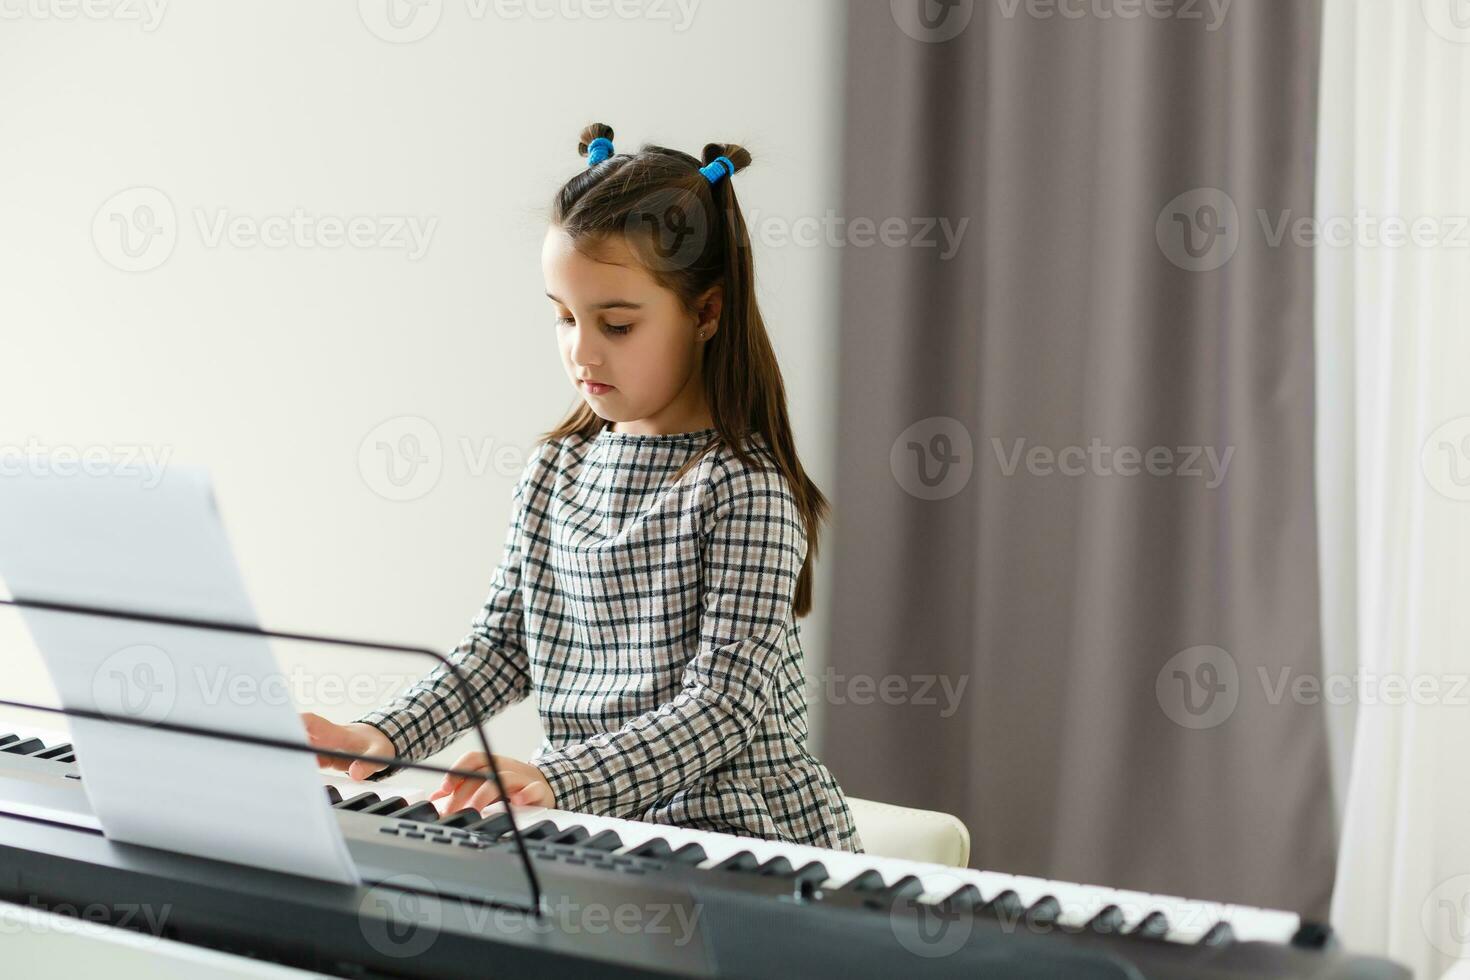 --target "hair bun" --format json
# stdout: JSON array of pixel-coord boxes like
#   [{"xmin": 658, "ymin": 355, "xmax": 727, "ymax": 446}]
[
  {"xmin": 579, "ymin": 122, "xmax": 615, "ymax": 158},
  {"xmin": 701, "ymin": 142, "xmax": 751, "ymax": 175}
]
